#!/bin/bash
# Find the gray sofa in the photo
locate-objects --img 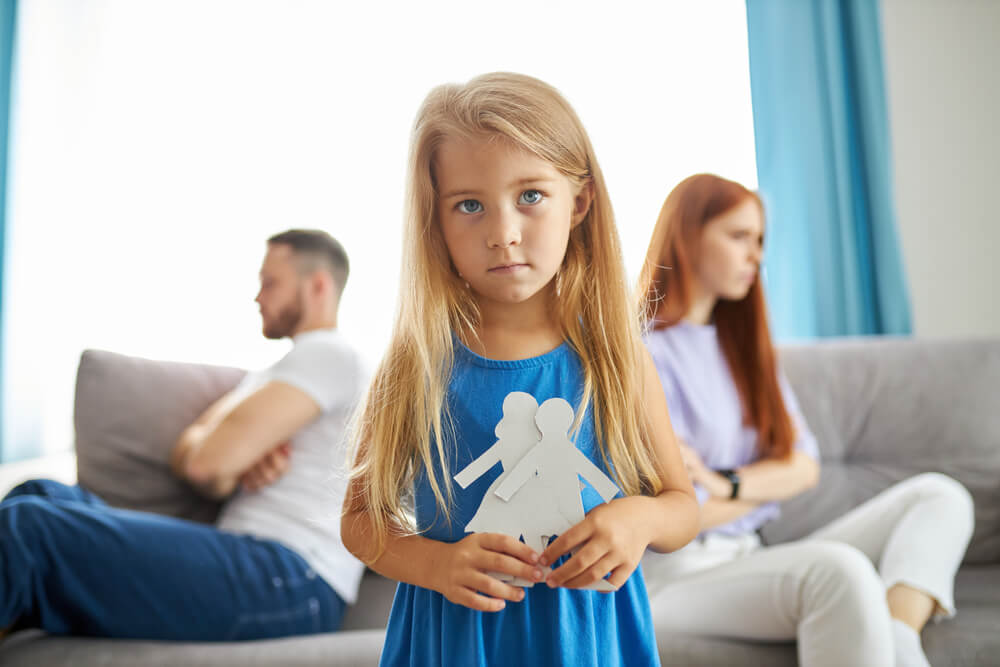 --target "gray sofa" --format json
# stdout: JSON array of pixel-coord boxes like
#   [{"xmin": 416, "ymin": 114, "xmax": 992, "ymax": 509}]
[{"xmin": 1, "ymin": 338, "xmax": 997, "ymax": 666}]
